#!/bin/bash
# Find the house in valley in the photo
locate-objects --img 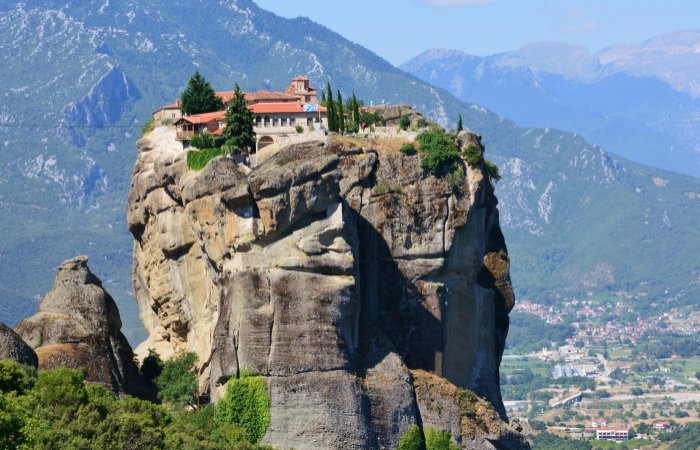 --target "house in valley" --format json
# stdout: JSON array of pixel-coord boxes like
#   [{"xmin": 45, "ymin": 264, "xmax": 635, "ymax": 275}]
[{"xmin": 165, "ymin": 76, "xmax": 327, "ymax": 153}]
